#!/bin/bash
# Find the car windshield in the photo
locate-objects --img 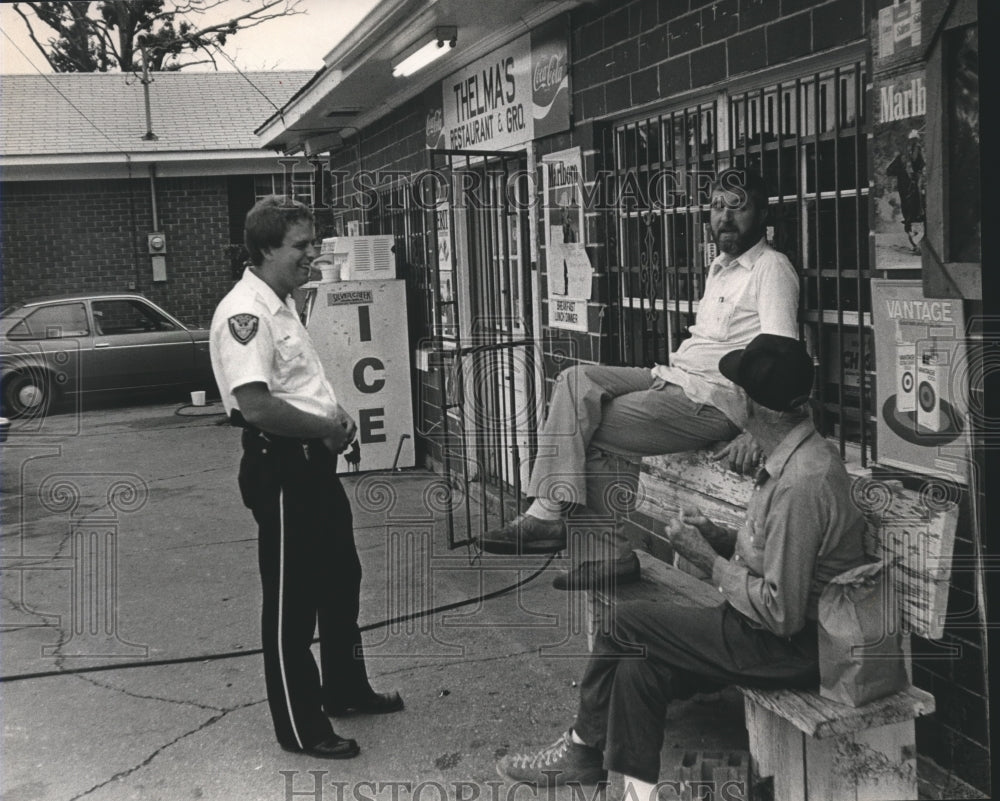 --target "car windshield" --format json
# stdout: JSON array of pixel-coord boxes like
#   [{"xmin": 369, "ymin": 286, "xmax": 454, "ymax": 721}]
[{"xmin": 1, "ymin": 303, "xmax": 26, "ymax": 316}]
